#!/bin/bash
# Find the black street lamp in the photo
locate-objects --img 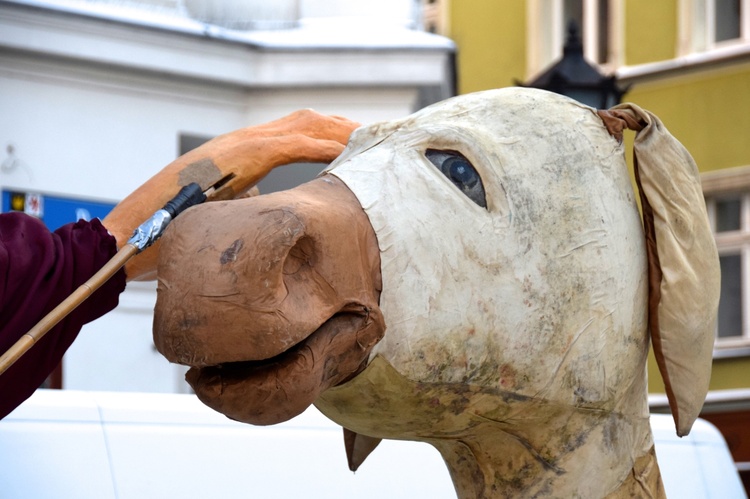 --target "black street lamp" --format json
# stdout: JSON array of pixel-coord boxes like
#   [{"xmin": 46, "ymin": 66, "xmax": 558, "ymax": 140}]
[{"xmin": 519, "ymin": 21, "xmax": 627, "ymax": 109}]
